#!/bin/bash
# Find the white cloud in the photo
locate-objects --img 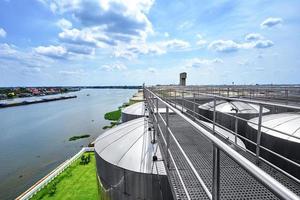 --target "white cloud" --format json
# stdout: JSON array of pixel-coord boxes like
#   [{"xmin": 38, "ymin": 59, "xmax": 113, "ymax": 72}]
[
  {"xmin": 185, "ymin": 58, "xmax": 223, "ymax": 68},
  {"xmin": 100, "ymin": 63, "xmax": 127, "ymax": 71},
  {"xmin": 260, "ymin": 17, "xmax": 283, "ymax": 28},
  {"xmin": 0, "ymin": 43, "xmax": 17, "ymax": 55},
  {"xmin": 35, "ymin": 45, "xmax": 67, "ymax": 59},
  {"xmin": 178, "ymin": 21, "xmax": 193, "ymax": 30},
  {"xmin": 208, "ymin": 40, "xmax": 240, "ymax": 52},
  {"xmin": 160, "ymin": 39, "xmax": 190, "ymax": 50},
  {"xmin": 58, "ymin": 28, "xmax": 111, "ymax": 47},
  {"xmin": 164, "ymin": 32, "xmax": 169, "ymax": 37},
  {"xmin": 253, "ymin": 40, "xmax": 273, "ymax": 48},
  {"xmin": 114, "ymin": 38, "xmax": 190, "ymax": 59},
  {"xmin": 57, "ymin": 18, "xmax": 72, "ymax": 29},
  {"xmin": 208, "ymin": 39, "xmax": 274, "ymax": 52},
  {"xmin": 245, "ymin": 33, "xmax": 263, "ymax": 41},
  {"xmin": 196, "ymin": 40, "xmax": 207, "ymax": 47},
  {"xmin": 0, "ymin": 28, "xmax": 7, "ymax": 38},
  {"xmin": 59, "ymin": 69, "xmax": 85, "ymax": 76},
  {"xmin": 39, "ymin": 0, "xmax": 154, "ymax": 43}
]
